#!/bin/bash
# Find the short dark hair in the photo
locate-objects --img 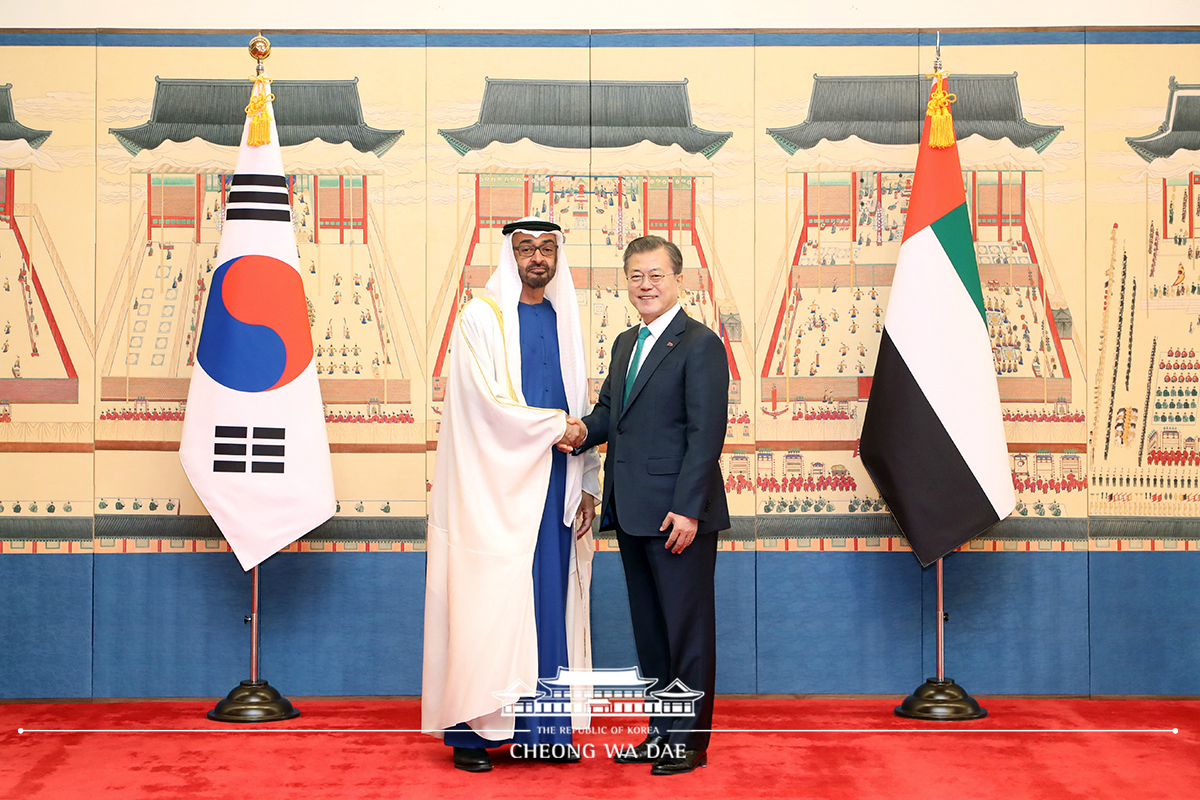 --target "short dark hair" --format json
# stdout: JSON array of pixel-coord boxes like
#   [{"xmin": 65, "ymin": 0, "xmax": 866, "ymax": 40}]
[{"xmin": 622, "ymin": 236, "xmax": 683, "ymax": 275}]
